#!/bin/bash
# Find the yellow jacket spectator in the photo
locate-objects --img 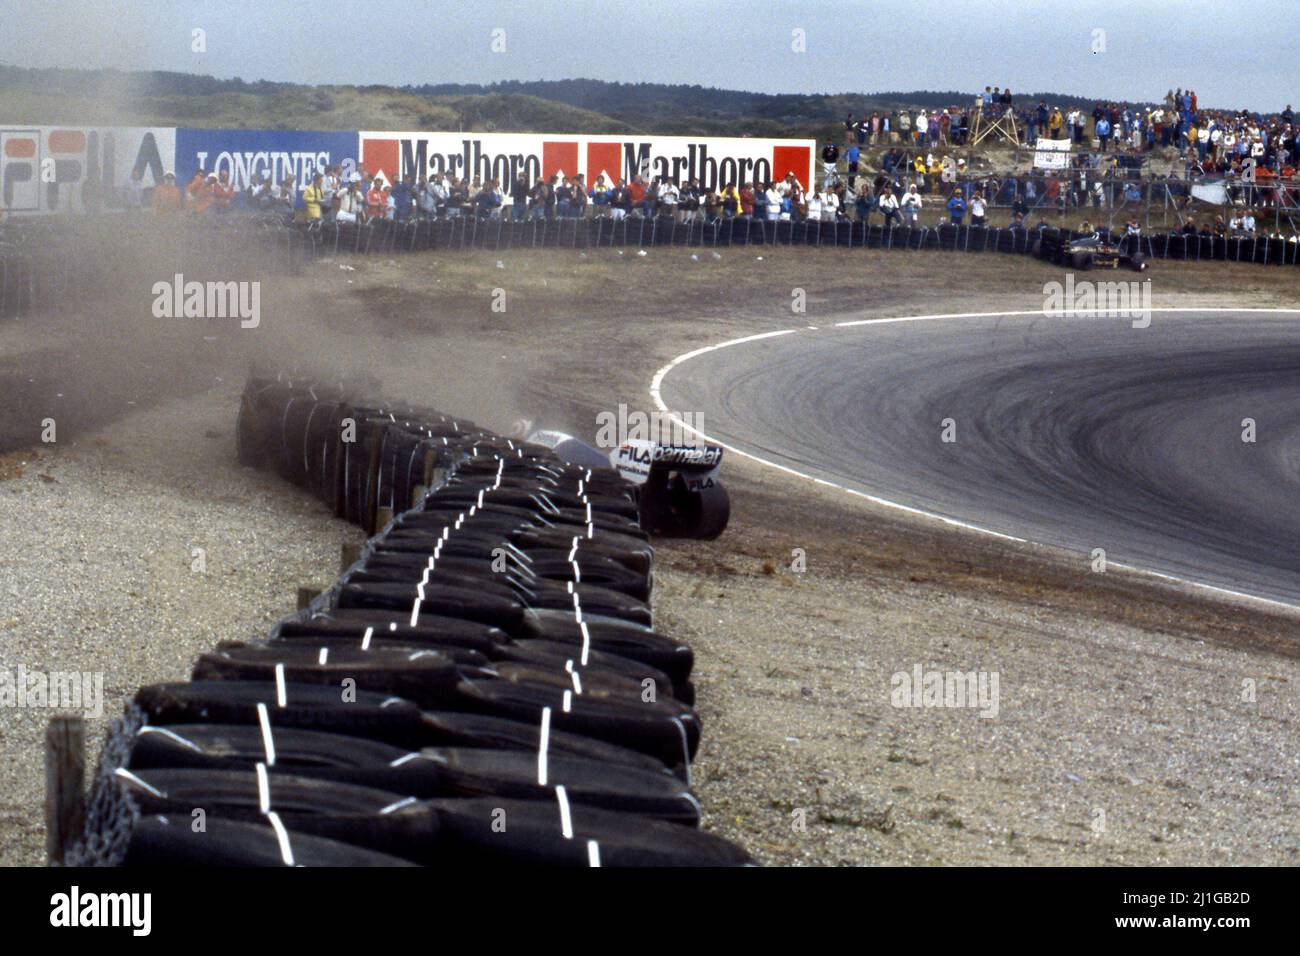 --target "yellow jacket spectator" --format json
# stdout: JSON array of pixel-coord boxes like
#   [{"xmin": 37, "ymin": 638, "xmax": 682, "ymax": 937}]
[{"xmin": 303, "ymin": 174, "xmax": 325, "ymax": 220}]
